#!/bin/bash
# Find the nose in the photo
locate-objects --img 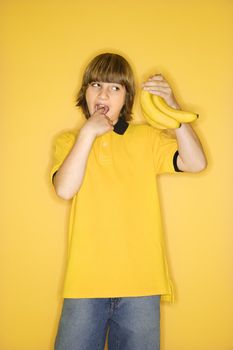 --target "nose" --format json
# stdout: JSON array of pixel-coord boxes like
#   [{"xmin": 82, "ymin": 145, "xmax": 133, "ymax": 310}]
[{"xmin": 98, "ymin": 86, "xmax": 109, "ymax": 100}]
